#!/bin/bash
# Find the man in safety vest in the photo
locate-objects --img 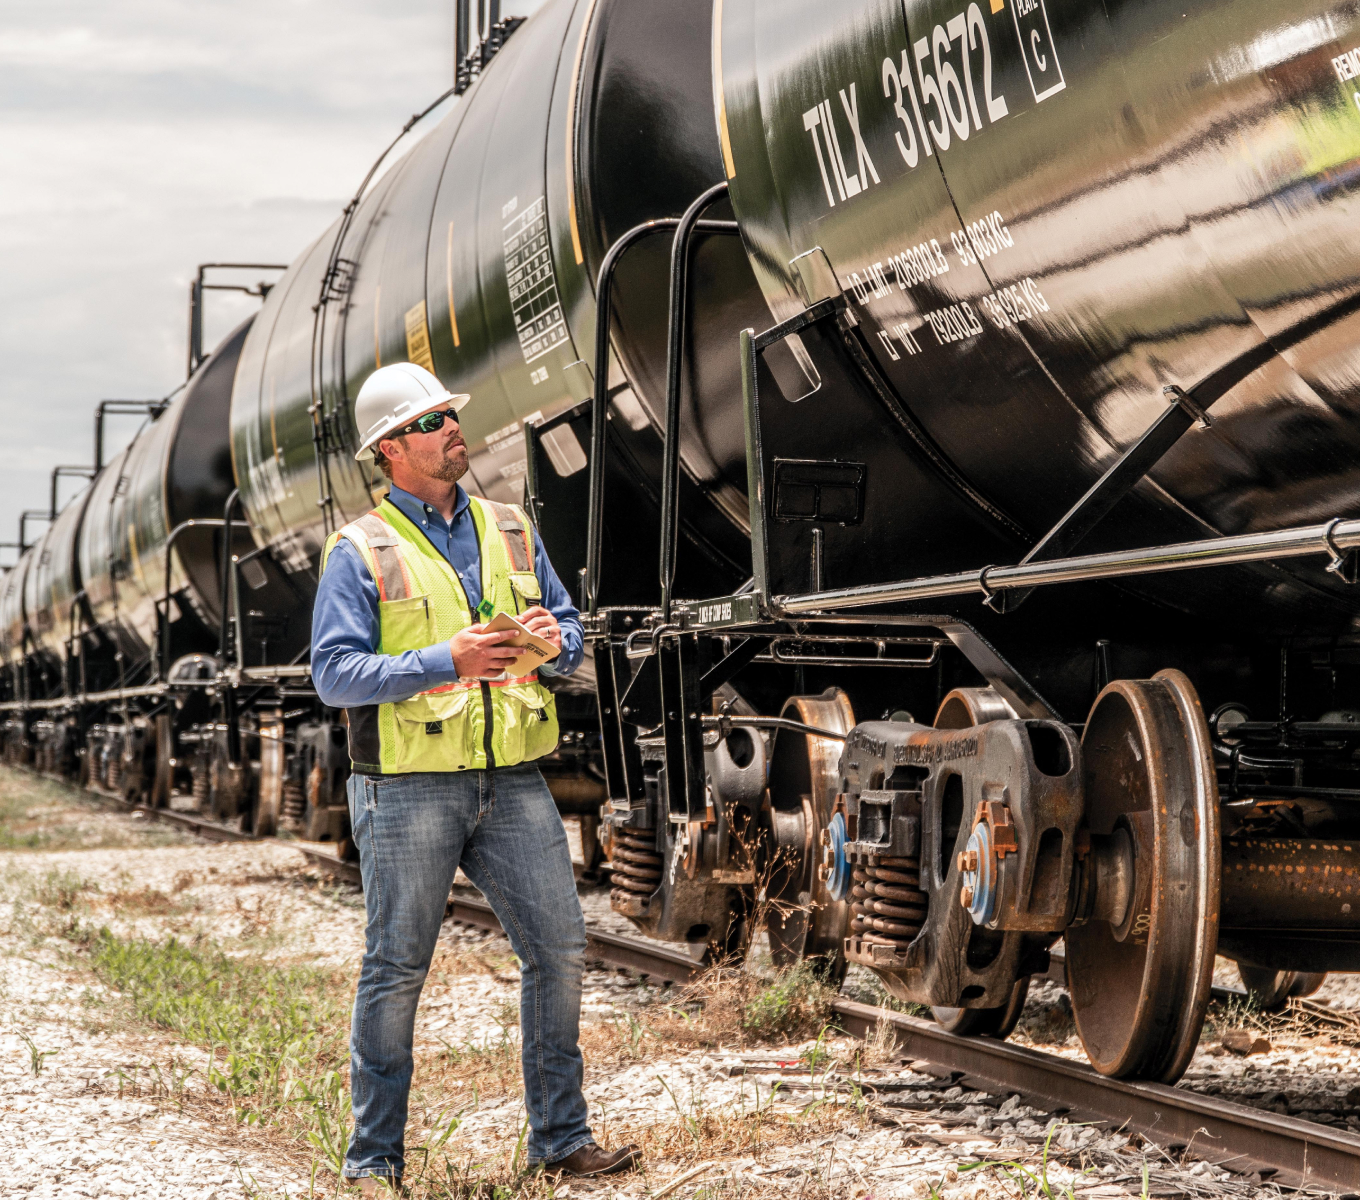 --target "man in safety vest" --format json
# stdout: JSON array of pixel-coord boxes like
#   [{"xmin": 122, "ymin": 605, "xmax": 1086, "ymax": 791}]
[{"xmin": 312, "ymin": 362, "xmax": 640, "ymax": 1194}]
